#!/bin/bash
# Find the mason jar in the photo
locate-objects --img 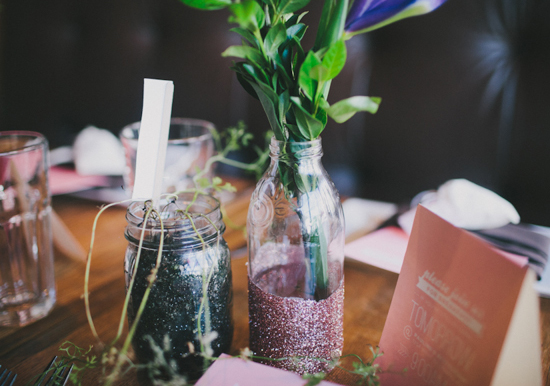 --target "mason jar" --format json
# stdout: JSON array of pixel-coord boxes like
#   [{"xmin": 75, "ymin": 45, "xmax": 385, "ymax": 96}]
[{"xmin": 124, "ymin": 193, "xmax": 233, "ymax": 381}]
